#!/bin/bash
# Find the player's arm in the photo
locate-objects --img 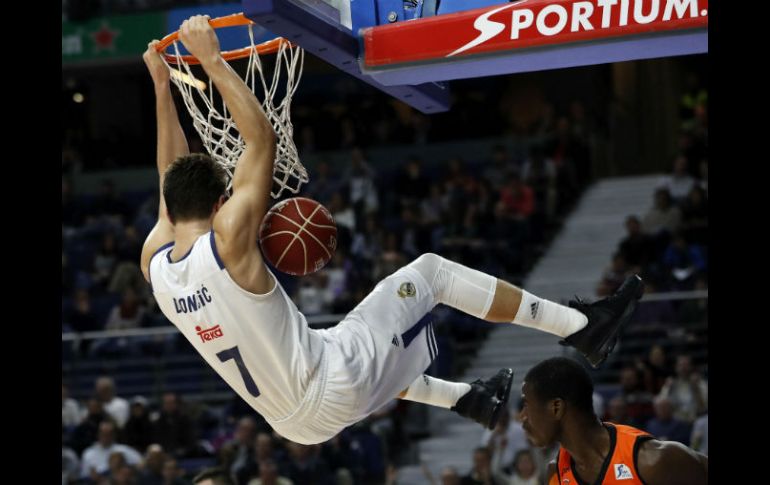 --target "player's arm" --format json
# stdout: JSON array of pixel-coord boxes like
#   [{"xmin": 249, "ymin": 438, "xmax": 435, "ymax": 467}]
[
  {"xmin": 178, "ymin": 15, "xmax": 275, "ymax": 293},
  {"xmin": 139, "ymin": 40, "xmax": 189, "ymax": 281},
  {"xmin": 637, "ymin": 439, "xmax": 708, "ymax": 485}
]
